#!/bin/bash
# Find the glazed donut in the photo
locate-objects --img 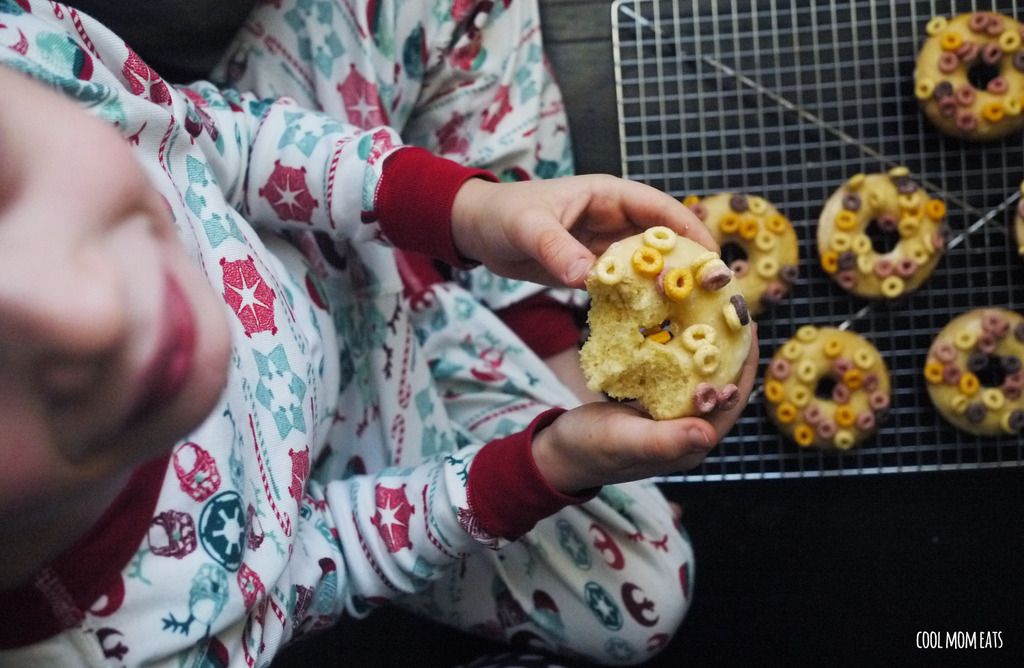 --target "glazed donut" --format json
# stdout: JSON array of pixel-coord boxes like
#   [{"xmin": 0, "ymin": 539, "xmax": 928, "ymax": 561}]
[
  {"xmin": 580, "ymin": 227, "xmax": 753, "ymax": 420},
  {"xmin": 924, "ymin": 308, "xmax": 1024, "ymax": 436},
  {"xmin": 817, "ymin": 168, "xmax": 948, "ymax": 299},
  {"xmin": 682, "ymin": 193, "xmax": 799, "ymax": 316},
  {"xmin": 914, "ymin": 12, "xmax": 1024, "ymax": 141},
  {"xmin": 764, "ymin": 326, "xmax": 891, "ymax": 451}
]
